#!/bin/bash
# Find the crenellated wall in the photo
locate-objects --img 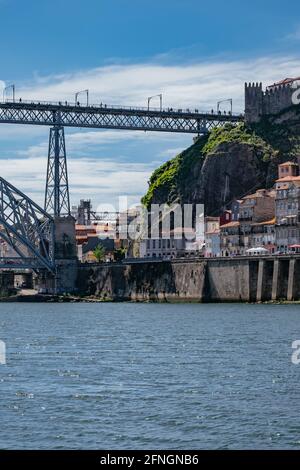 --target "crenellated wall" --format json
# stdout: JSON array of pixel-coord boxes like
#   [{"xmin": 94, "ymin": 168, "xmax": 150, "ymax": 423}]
[{"xmin": 245, "ymin": 82, "xmax": 297, "ymax": 123}]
